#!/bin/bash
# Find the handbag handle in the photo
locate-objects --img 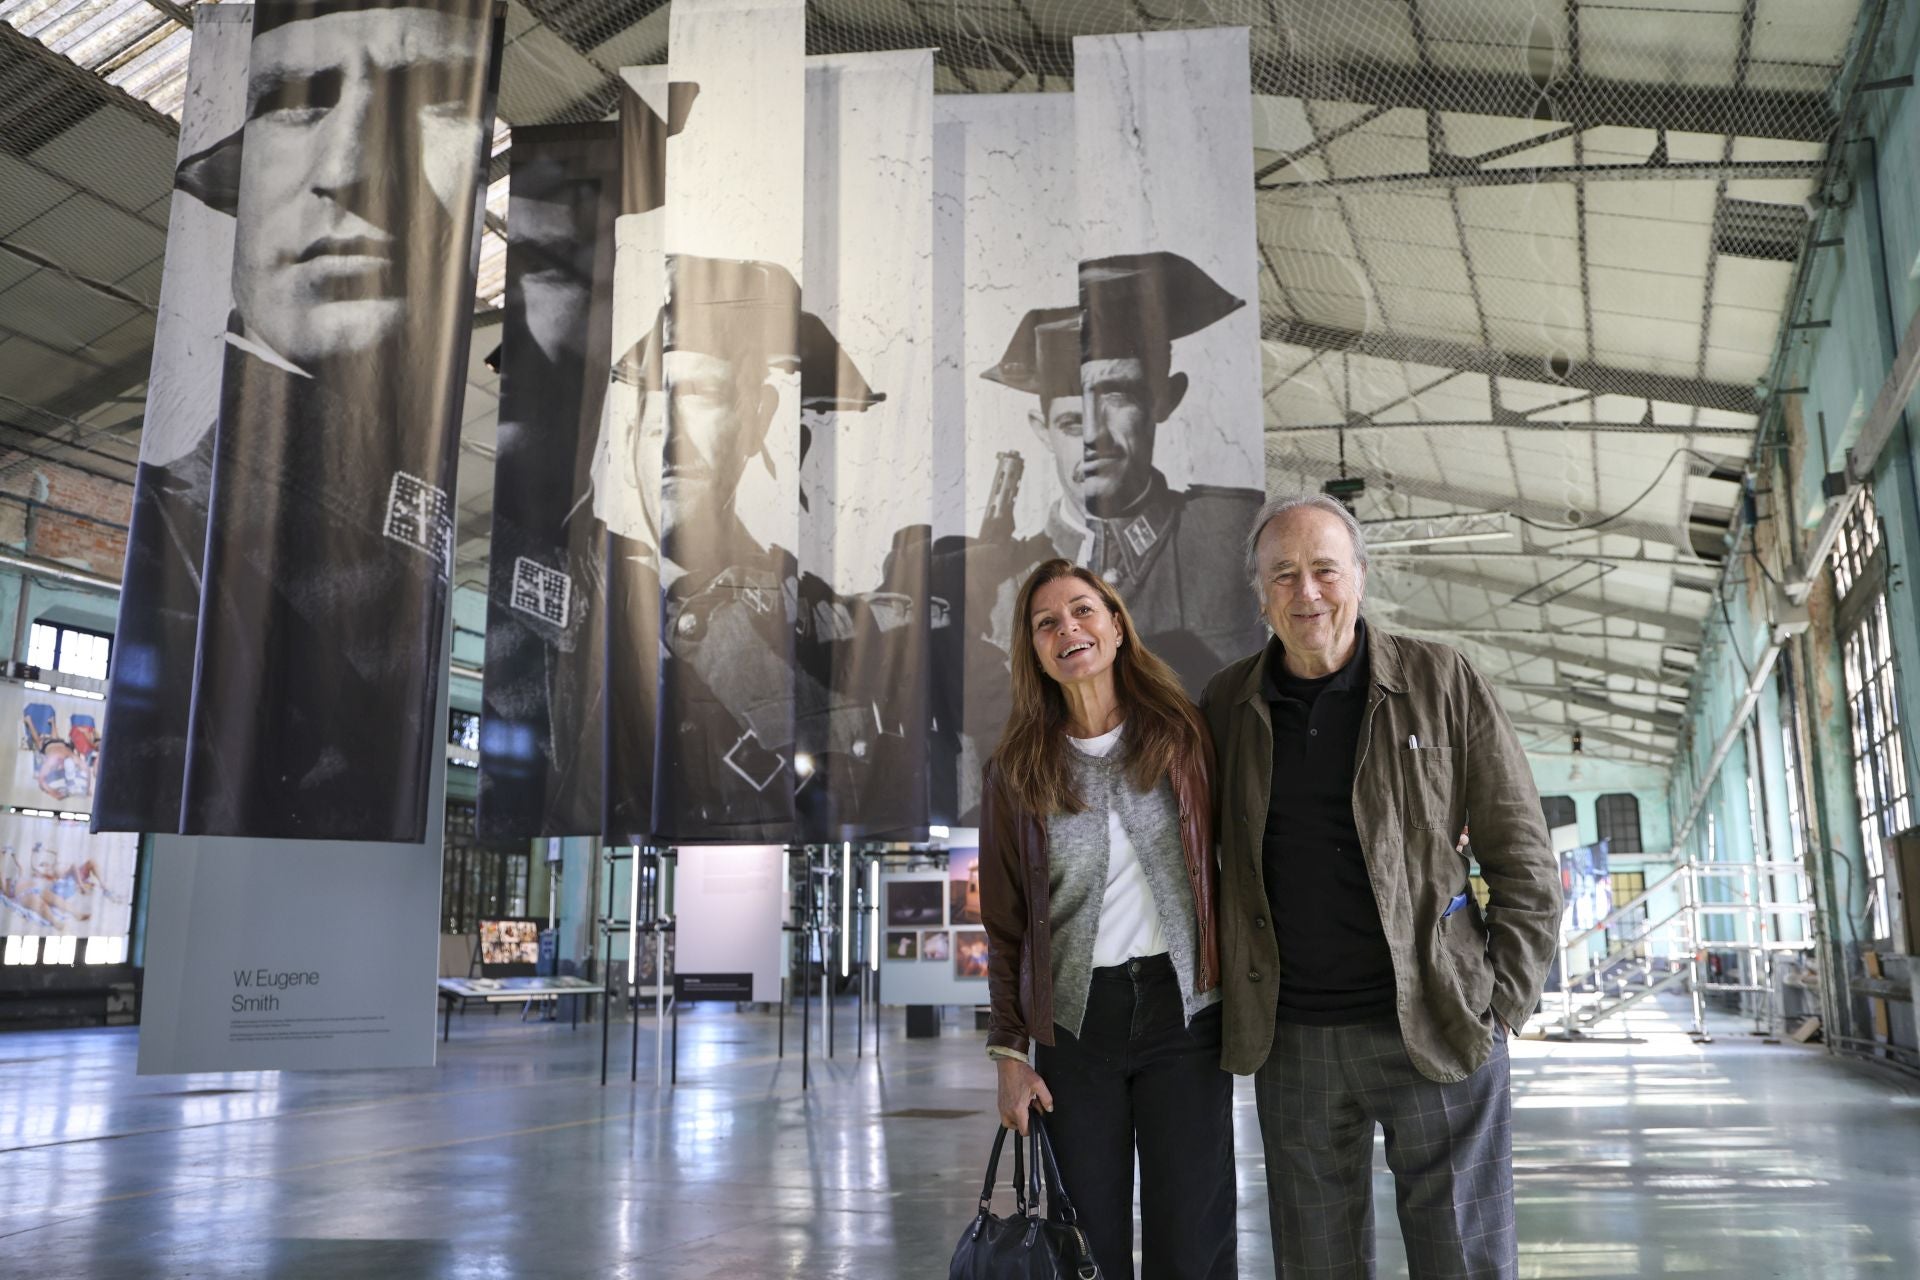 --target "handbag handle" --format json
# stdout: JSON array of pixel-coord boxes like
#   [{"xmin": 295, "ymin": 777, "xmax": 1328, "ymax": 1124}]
[
  {"xmin": 975, "ymin": 1123, "xmax": 1036, "ymax": 1219},
  {"xmin": 1028, "ymin": 1112, "xmax": 1080, "ymax": 1225}
]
